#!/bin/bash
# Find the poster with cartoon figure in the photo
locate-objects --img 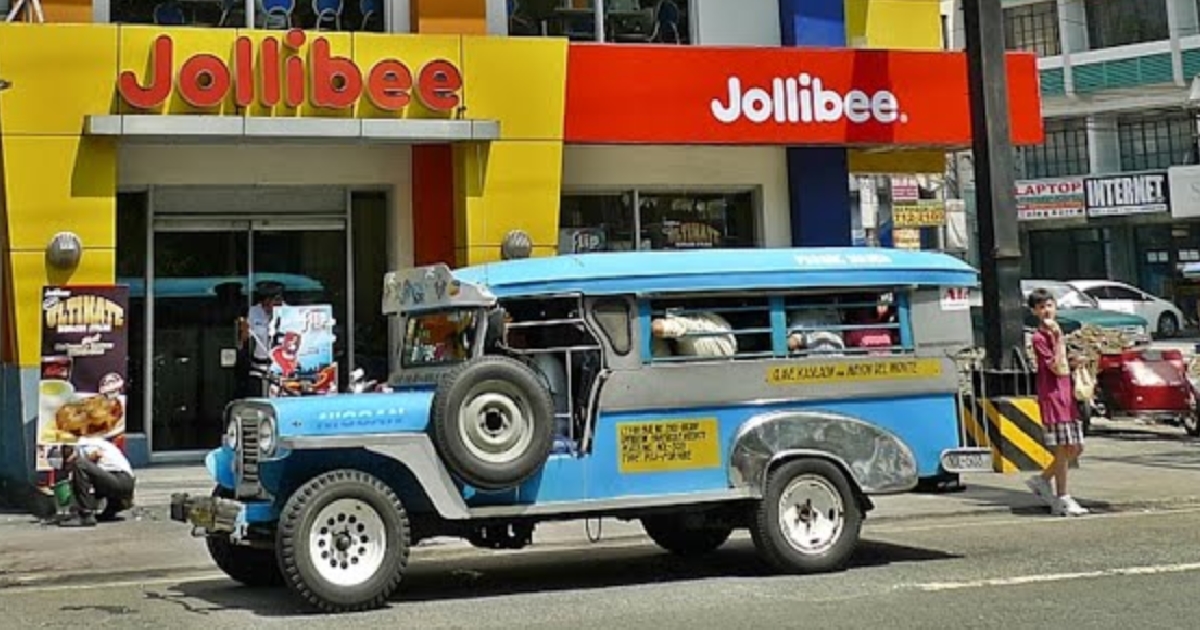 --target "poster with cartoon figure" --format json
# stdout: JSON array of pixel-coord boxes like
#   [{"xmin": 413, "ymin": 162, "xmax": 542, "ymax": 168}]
[
  {"xmin": 268, "ymin": 305, "xmax": 338, "ymax": 395},
  {"xmin": 35, "ymin": 286, "xmax": 130, "ymax": 471}
]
